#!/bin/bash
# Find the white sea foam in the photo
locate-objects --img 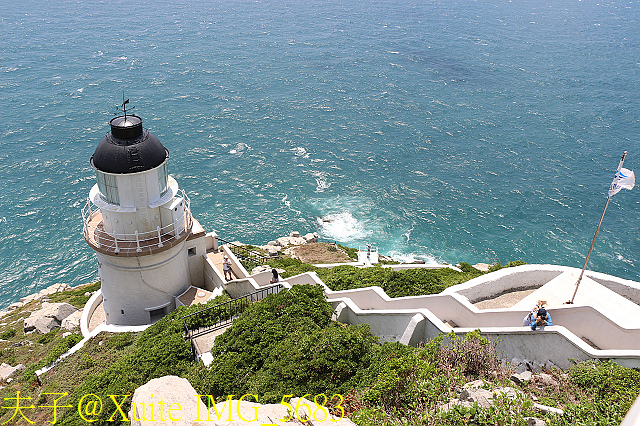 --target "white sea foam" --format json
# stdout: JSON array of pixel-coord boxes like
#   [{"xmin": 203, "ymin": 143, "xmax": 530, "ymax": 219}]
[
  {"xmin": 291, "ymin": 147, "xmax": 309, "ymax": 158},
  {"xmin": 229, "ymin": 142, "xmax": 250, "ymax": 155},
  {"xmin": 386, "ymin": 251, "xmax": 438, "ymax": 265},
  {"xmin": 312, "ymin": 172, "xmax": 331, "ymax": 193},
  {"xmin": 316, "ymin": 211, "xmax": 371, "ymax": 241}
]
